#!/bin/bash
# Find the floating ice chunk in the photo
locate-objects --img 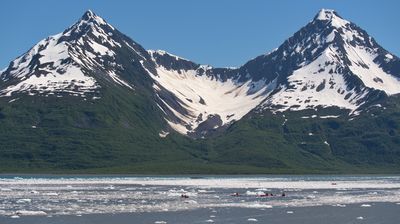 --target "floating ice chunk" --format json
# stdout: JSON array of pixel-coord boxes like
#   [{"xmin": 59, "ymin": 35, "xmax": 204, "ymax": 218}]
[
  {"xmin": 286, "ymin": 211, "xmax": 294, "ymax": 214},
  {"xmin": 245, "ymin": 191, "xmax": 265, "ymax": 196},
  {"xmin": 248, "ymin": 218, "xmax": 258, "ymax": 222},
  {"xmin": 16, "ymin": 198, "xmax": 32, "ymax": 203},
  {"xmin": 255, "ymin": 188, "xmax": 270, "ymax": 191},
  {"xmin": 15, "ymin": 210, "xmax": 47, "ymax": 216},
  {"xmin": 198, "ymin": 189, "xmax": 214, "ymax": 193},
  {"xmin": 154, "ymin": 221, "xmax": 167, "ymax": 224},
  {"xmin": 167, "ymin": 192, "xmax": 182, "ymax": 197},
  {"xmin": 246, "ymin": 203, "xmax": 273, "ymax": 209},
  {"xmin": 361, "ymin": 204, "xmax": 371, "ymax": 207},
  {"xmin": 205, "ymin": 220, "xmax": 214, "ymax": 223},
  {"xmin": 30, "ymin": 190, "xmax": 39, "ymax": 194},
  {"xmin": 184, "ymin": 200, "xmax": 197, "ymax": 204},
  {"xmin": 1, "ymin": 188, "xmax": 12, "ymax": 191},
  {"xmin": 43, "ymin": 192, "xmax": 59, "ymax": 196},
  {"xmin": 10, "ymin": 215, "xmax": 20, "ymax": 219},
  {"xmin": 356, "ymin": 216, "xmax": 364, "ymax": 220},
  {"xmin": 210, "ymin": 215, "xmax": 216, "ymax": 218}
]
